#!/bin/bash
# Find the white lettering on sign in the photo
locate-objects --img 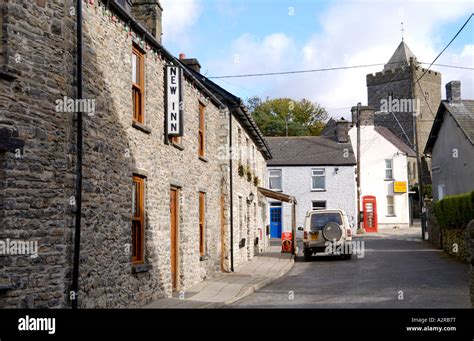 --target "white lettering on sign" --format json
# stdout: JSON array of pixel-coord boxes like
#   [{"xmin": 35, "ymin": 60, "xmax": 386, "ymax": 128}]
[{"xmin": 166, "ymin": 65, "xmax": 182, "ymax": 136}]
